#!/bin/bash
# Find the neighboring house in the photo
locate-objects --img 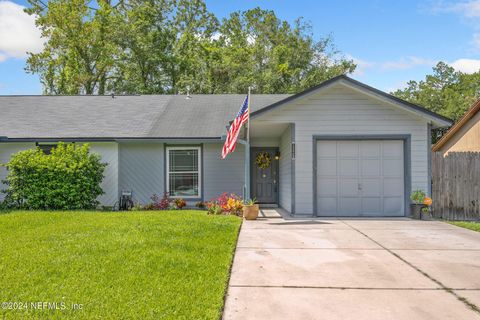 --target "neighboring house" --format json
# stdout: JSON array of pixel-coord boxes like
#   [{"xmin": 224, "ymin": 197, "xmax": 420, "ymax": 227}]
[
  {"xmin": 0, "ymin": 76, "xmax": 452, "ymax": 217},
  {"xmin": 432, "ymin": 99, "xmax": 480, "ymax": 155}
]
